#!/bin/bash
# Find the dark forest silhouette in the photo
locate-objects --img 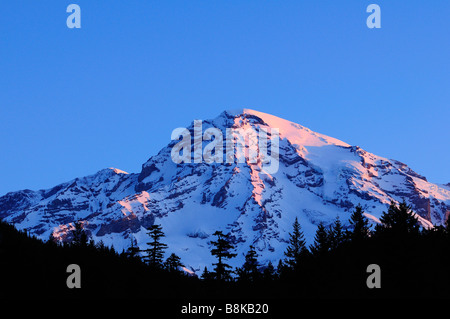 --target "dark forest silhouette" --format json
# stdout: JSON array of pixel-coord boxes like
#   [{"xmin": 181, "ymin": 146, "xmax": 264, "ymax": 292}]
[{"xmin": 1, "ymin": 200, "xmax": 450, "ymax": 299}]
